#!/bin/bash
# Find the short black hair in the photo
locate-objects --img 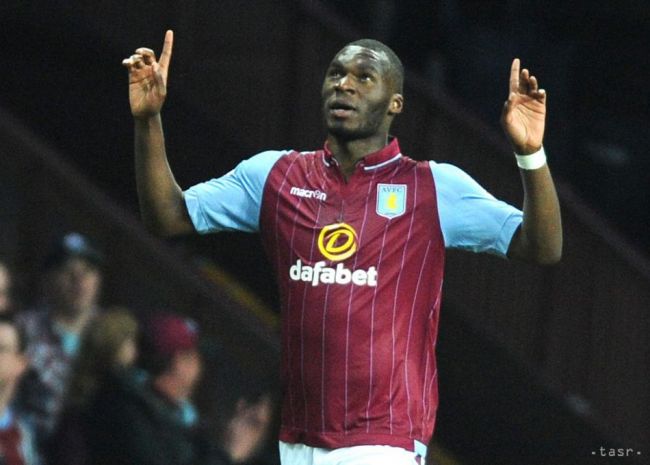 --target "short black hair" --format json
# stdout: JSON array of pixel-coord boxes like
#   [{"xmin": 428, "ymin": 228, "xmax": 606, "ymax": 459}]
[{"xmin": 344, "ymin": 39, "xmax": 404, "ymax": 93}]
